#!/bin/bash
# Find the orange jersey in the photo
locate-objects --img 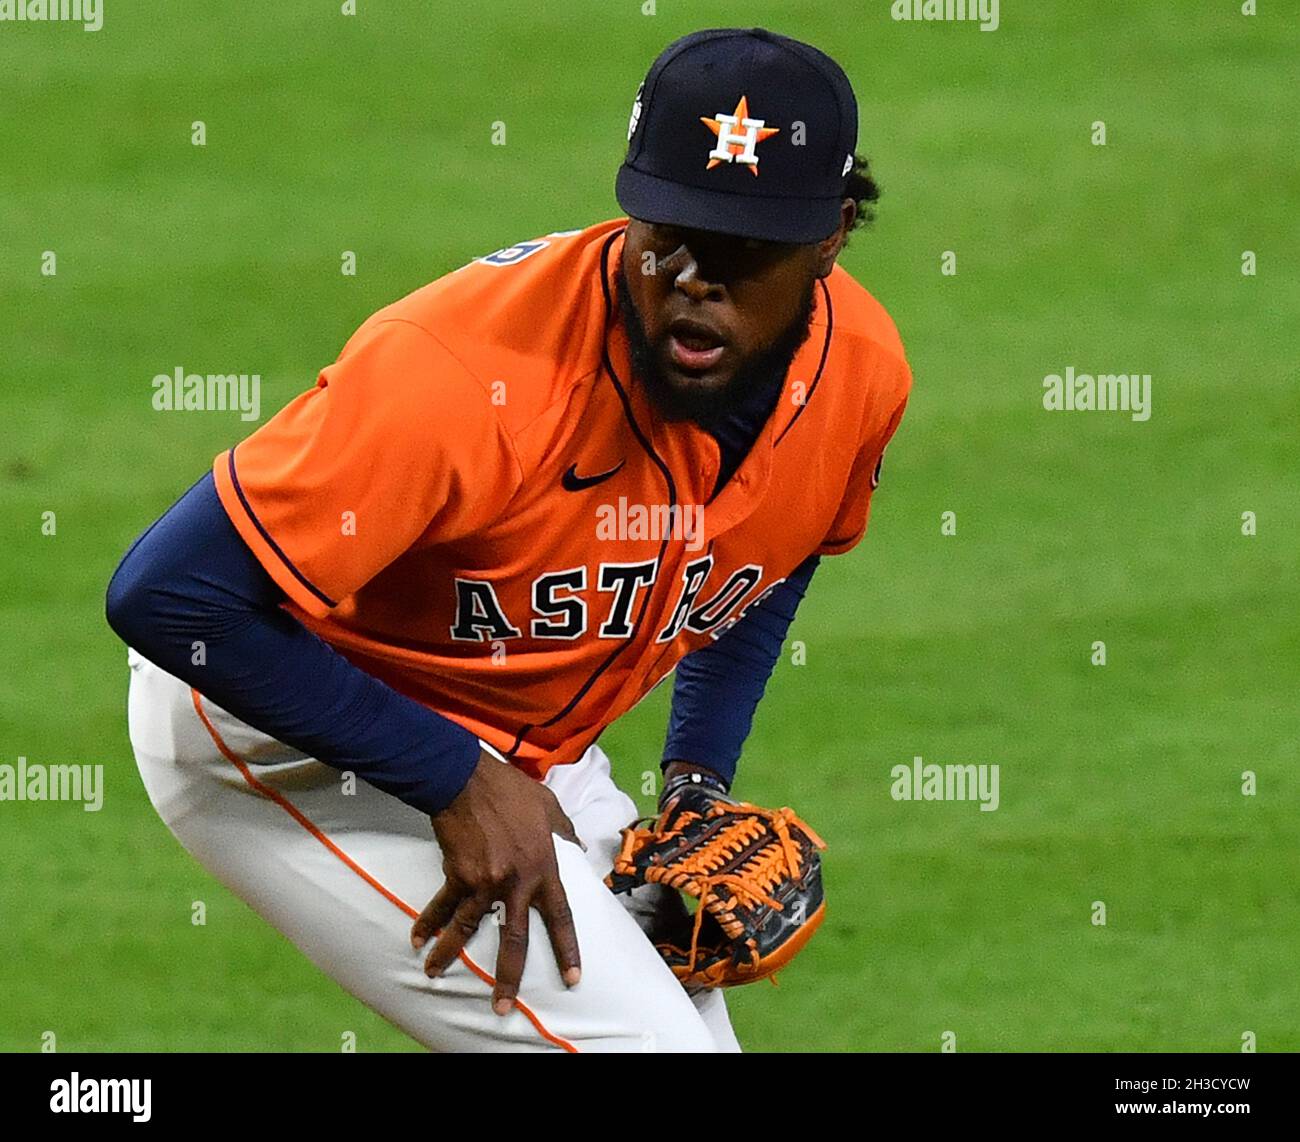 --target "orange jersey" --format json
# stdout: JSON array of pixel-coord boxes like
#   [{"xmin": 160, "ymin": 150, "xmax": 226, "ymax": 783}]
[{"xmin": 213, "ymin": 219, "xmax": 911, "ymax": 777}]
